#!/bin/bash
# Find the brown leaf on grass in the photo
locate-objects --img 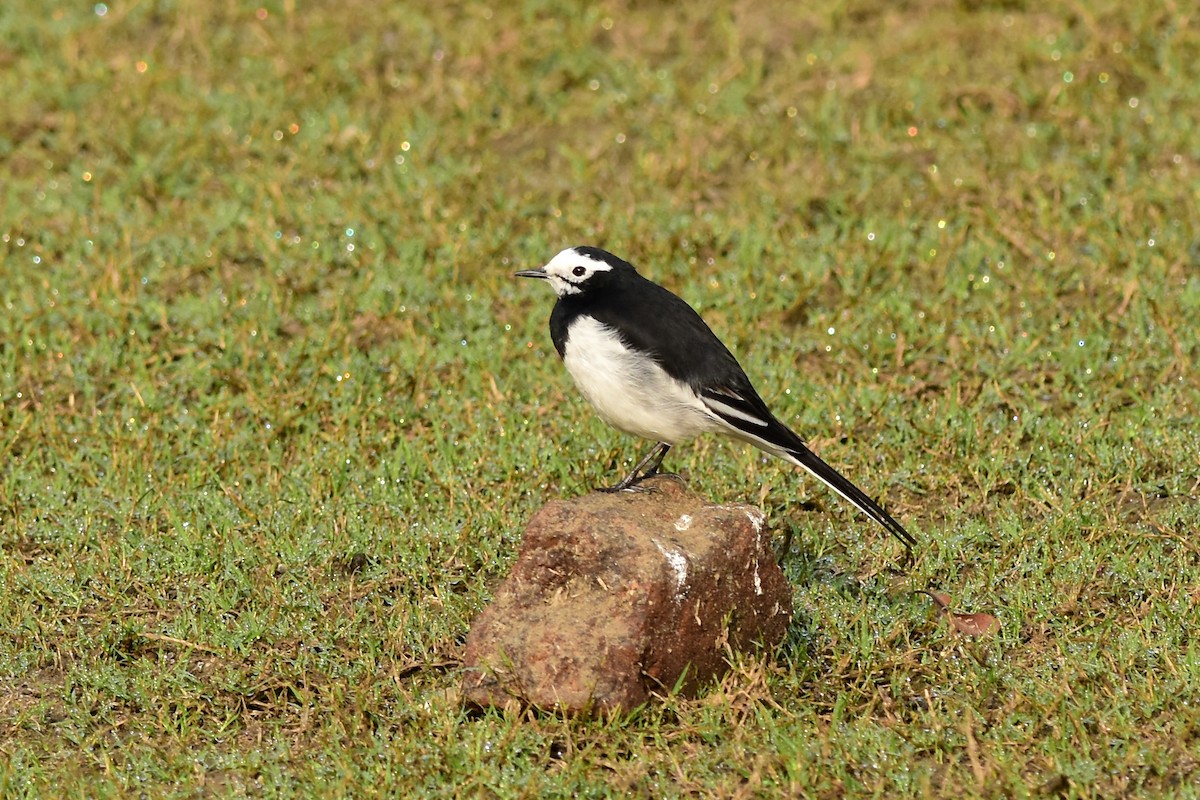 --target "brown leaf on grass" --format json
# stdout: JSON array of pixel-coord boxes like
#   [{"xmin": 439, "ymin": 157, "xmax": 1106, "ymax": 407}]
[
  {"xmin": 948, "ymin": 610, "xmax": 1001, "ymax": 636},
  {"xmin": 918, "ymin": 590, "xmax": 1000, "ymax": 636}
]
